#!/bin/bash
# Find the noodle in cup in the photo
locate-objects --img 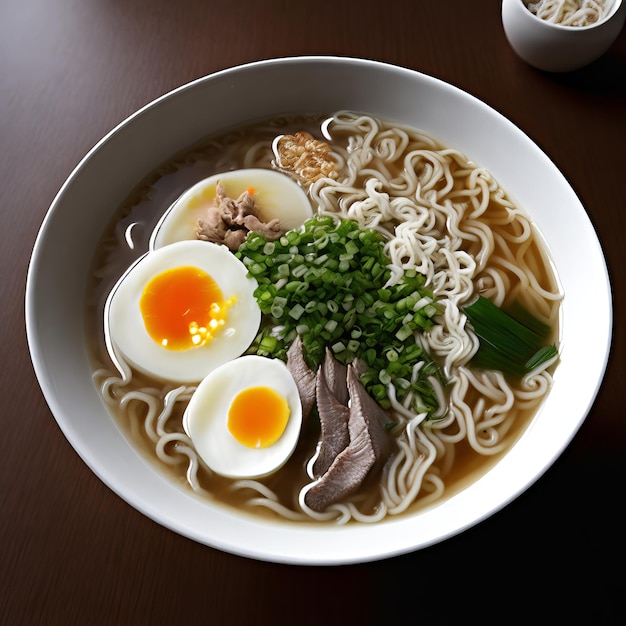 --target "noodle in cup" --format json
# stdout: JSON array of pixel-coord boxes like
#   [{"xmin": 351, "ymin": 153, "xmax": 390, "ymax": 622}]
[{"xmin": 502, "ymin": 0, "xmax": 626, "ymax": 72}]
